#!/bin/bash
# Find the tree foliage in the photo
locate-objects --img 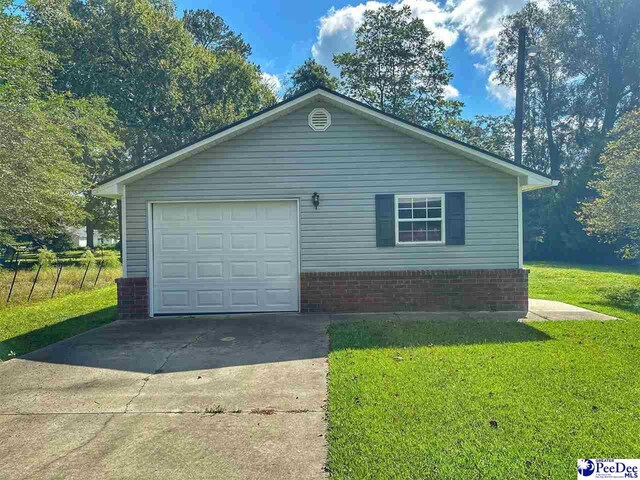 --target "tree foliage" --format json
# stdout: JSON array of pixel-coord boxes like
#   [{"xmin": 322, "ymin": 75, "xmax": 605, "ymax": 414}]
[
  {"xmin": 333, "ymin": 5, "xmax": 462, "ymax": 130},
  {"xmin": 495, "ymin": 0, "xmax": 640, "ymax": 262},
  {"xmin": 23, "ymin": 0, "xmax": 274, "ymax": 246},
  {"xmin": 283, "ymin": 58, "xmax": 339, "ymax": 98},
  {"xmin": 0, "ymin": 1, "xmax": 119, "ymax": 241},
  {"xmin": 26, "ymin": 0, "xmax": 275, "ymax": 166},
  {"xmin": 447, "ymin": 115, "xmax": 515, "ymax": 160},
  {"xmin": 182, "ymin": 9, "xmax": 251, "ymax": 58},
  {"xmin": 579, "ymin": 109, "xmax": 640, "ymax": 259}
]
